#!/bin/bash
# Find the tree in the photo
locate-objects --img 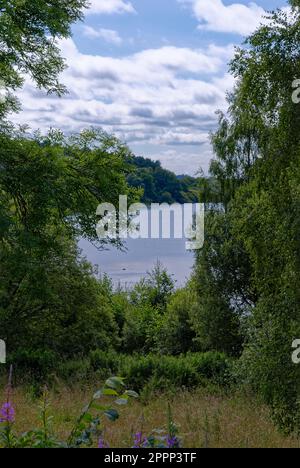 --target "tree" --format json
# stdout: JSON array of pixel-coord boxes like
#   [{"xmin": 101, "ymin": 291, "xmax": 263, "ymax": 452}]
[
  {"xmin": 158, "ymin": 287, "xmax": 199, "ymax": 355},
  {"xmin": 130, "ymin": 262, "xmax": 175, "ymax": 312},
  {"xmin": 192, "ymin": 212, "xmax": 250, "ymax": 357},
  {"xmin": 120, "ymin": 263, "xmax": 175, "ymax": 354},
  {"xmin": 126, "ymin": 155, "xmax": 200, "ymax": 205},
  {"xmin": 197, "ymin": 2, "xmax": 300, "ymax": 432},
  {"xmin": 0, "ymin": 127, "xmax": 138, "ymax": 356},
  {"xmin": 0, "ymin": 240, "xmax": 119, "ymax": 357},
  {"xmin": 229, "ymin": 4, "xmax": 300, "ymax": 432},
  {"xmin": 0, "ymin": 0, "xmax": 88, "ymax": 118}
]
